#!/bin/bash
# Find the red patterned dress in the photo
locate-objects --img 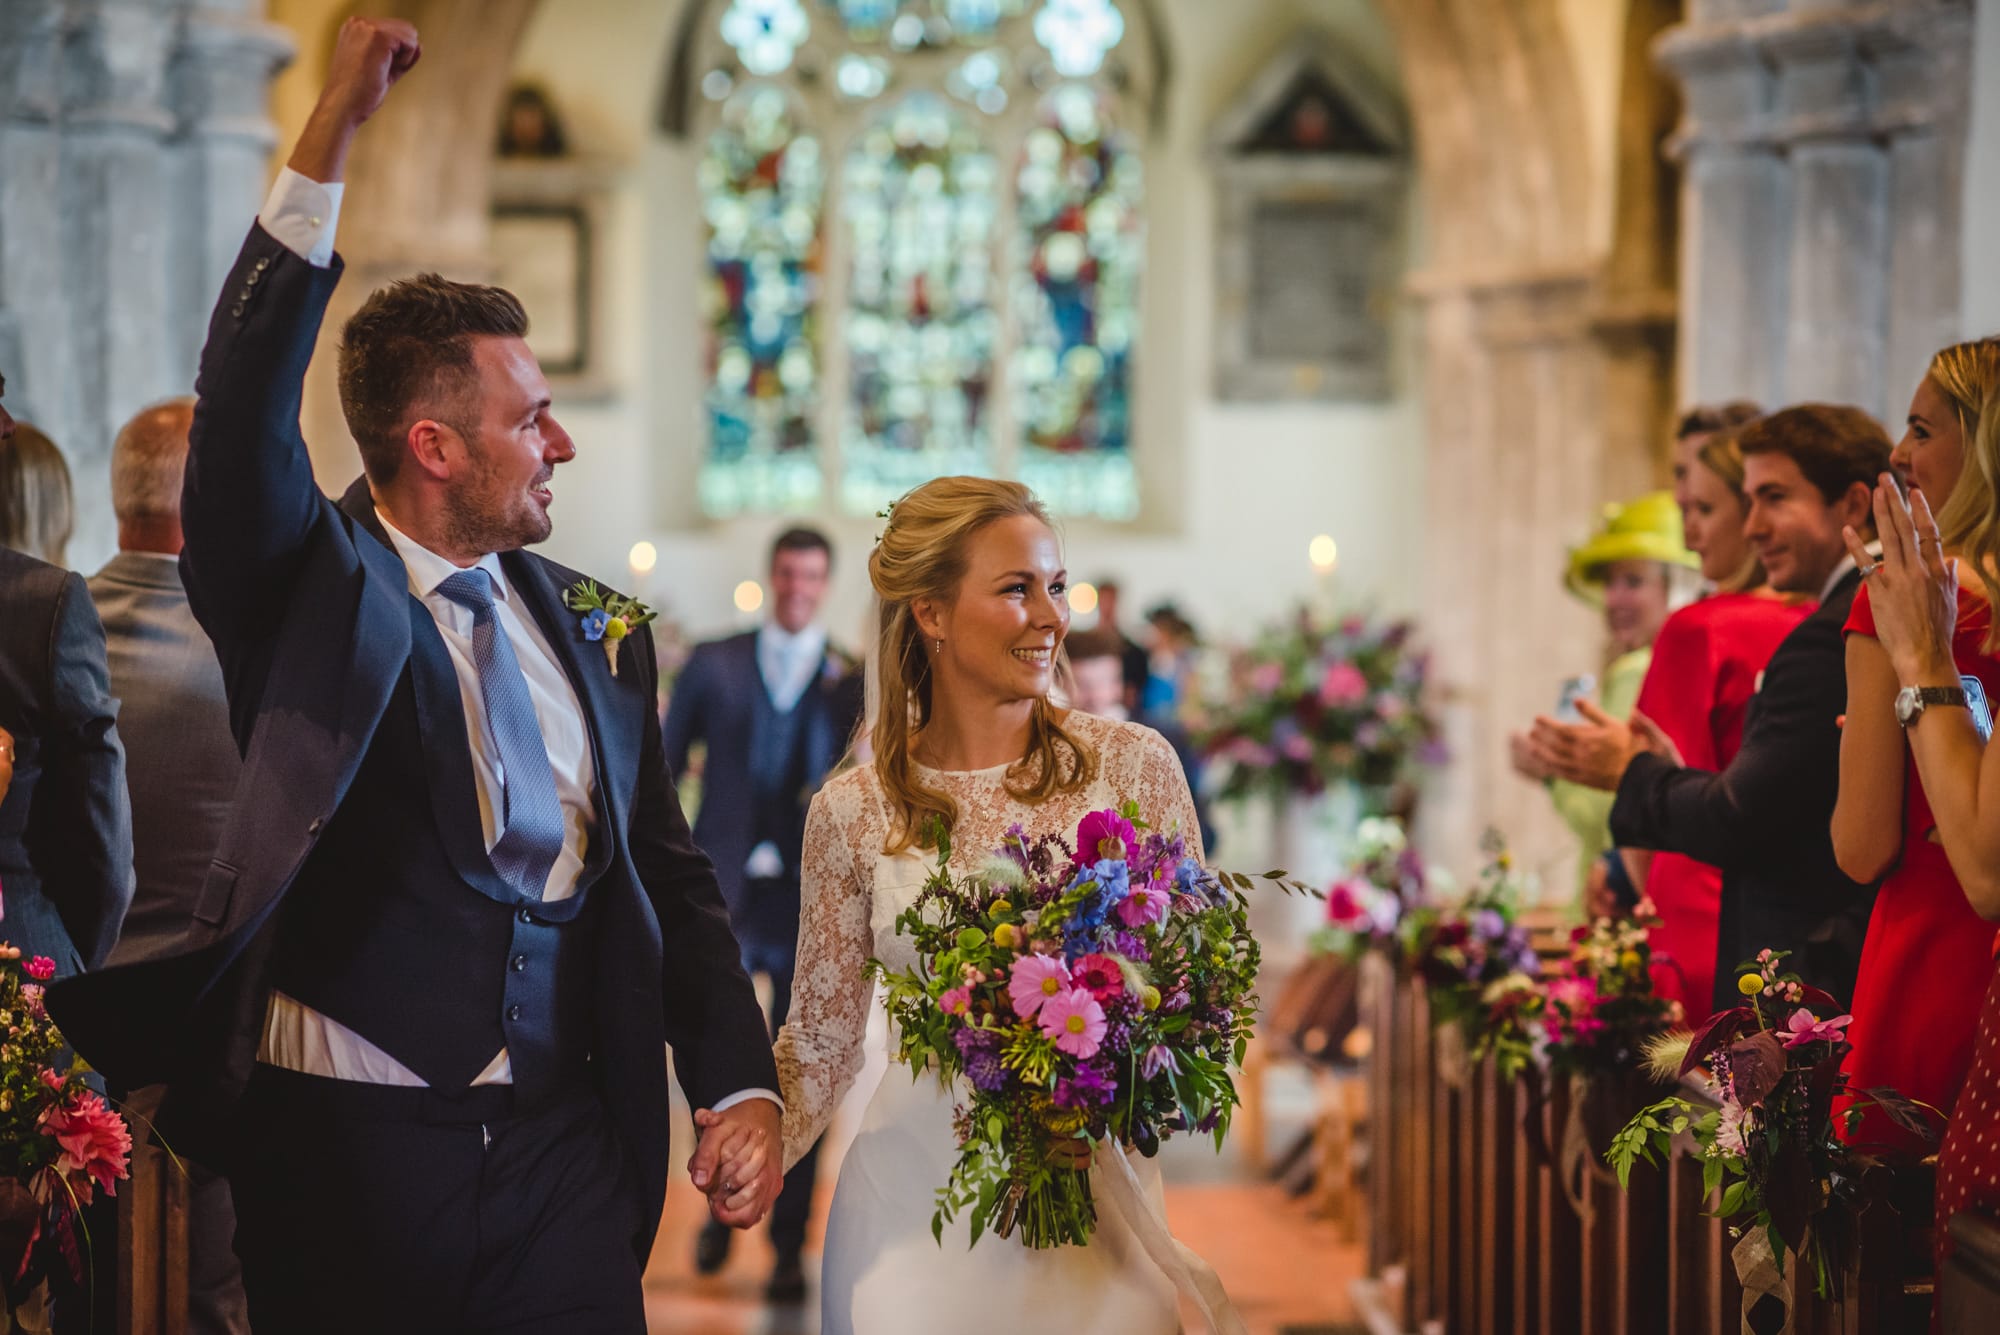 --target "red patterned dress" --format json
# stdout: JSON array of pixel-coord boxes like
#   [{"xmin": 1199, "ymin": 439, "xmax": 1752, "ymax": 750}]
[
  {"xmin": 1841, "ymin": 582, "xmax": 2000, "ymax": 1155},
  {"xmin": 1633, "ymin": 591, "xmax": 1812, "ymax": 1023}
]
